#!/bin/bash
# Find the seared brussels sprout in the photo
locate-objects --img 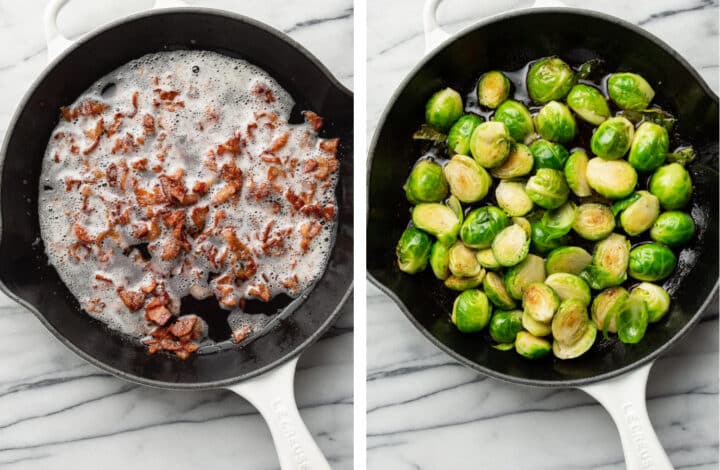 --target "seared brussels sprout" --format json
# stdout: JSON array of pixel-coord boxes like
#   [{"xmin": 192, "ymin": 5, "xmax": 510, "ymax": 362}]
[
  {"xmin": 573, "ymin": 203, "xmax": 615, "ymax": 240},
  {"xmin": 591, "ymin": 286, "xmax": 629, "ymax": 334},
  {"xmin": 530, "ymin": 139, "xmax": 570, "ymax": 170},
  {"xmin": 586, "ymin": 157, "xmax": 638, "ymax": 199},
  {"xmin": 615, "ymin": 191, "xmax": 660, "ymax": 236},
  {"xmin": 546, "ymin": 246, "xmax": 592, "ymax": 275},
  {"xmin": 484, "ymin": 271, "xmax": 517, "ymax": 310},
  {"xmin": 452, "ymin": 289, "xmax": 491, "ymax": 333},
  {"xmin": 446, "ymin": 195, "xmax": 464, "ymax": 224},
  {"xmin": 522, "ymin": 310, "xmax": 552, "ymax": 336},
  {"xmin": 396, "ymin": 226, "xmax": 432, "ymax": 274},
  {"xmin": 616, "ymin": 295, "xmax": 648, "ymax": 344},
  {"xmin": 650, "ymin": 211, "xmax": 695, "ymax": 247},
  {"xmin": 515, "ymin": 331, "xmax": 552, "ymax": 359},
  {"xmin": 412, "ymin": 203, "xmax": 461, "ymax": 245},
  {"xmin": 477, "ymin": 71, "xmax": 511, "ymax": 109},
  {"xmin": 425, "ymin": 87, "xmax": 463, "ymax": 131},
  {"xmin": 526, "ymin": 168, "xmax": 570, "ymax": 209},
  {"xmin": 429, "ymin": 240, "xmax": 451, "ymax": 280},
  {"xmin": 491, "ymin": 144, "xmax": 534, "ymax": 179},
  {"xmin": 628, "ymin": 243, "xmax": 677, "ymax": 281},
  {"xmin": 531, "ymin": 222, "xmax": 569, "ymax": 255},
  {"xmin": 607, "ymin": 72, "xmax": 655, "ymax": 111},
  {"xmin": 566, "ymin": 84, "xmax": 610, "ymax": 125},
  {"xmin": 489, "ymin": 309, "xmax": 523, "ymax": 343},
  {"xmin": 541, "ymin": 201, "xmax": 577, "ymax": 237},
  {"xmin": 553, "ymin": 322, "xmax": 597, "ymax": 359},
  {"xmin": 551, "ymin": 298, "xmax": 590, "ymax": 345},
  {"xmin": 444, "ymin": 270, "xmax": 486, "ymax": 291},
  {"xmin": 470, "ymin": 121, "xmax": 513, "ymax": 168},
  {"xmin": 492, "ymin": 224, "xmax": 530, "ymax": 267},
  {"xmin": 447, "ymin": 114, "xmax": 483, "ymax": 155},
  {"xmin": 460, "ymin": 206, "xmax": 509, "ymax": 249},
  {"xmin": 493, "ymin": 100, "xmax": 534, "ymax": 143},
  {"xmin": 523, "ymin": 282, "xmax": 559, "ymax": 323},
  {"xmin": 631, "ymin": 282, "xmax": 671, "ymax": 323},
  {"xmin": 649, "ymin": 163, "xmax": 693, "ymax": 209},
  {"xmin": 564, "ymin": 150, "xmax": 592, "ymax": 197},
  {"xmin": 495, "ymin": 181, "xmax": 534, "ymax": 216},
  {"xmin": 512, "ymin": 216, "xmax": 532, "ymax": 237},
  {"xmin": 444, "ymin": 154, "xmax": 493, "ymax": 203},
  {"xmin": 527, "ymin": 57, "xmax": 575, "ymax": 104},
  {"xmin": 534, "ymin": 101, "xmax": 577, "ymax": 144},
  {"xmin": 404, "ymin": 160, "xmax": 448, "ymax": 204},
  {"xmin": 590, "ymin": 117, "xmax": 634, "ymax": 160},
  {"xmin": 493, "ymin": 342, "xmax": 515, "ymax": 351},
  {"xmin": 628, "ymin": 122, "xmax": 669, "ymax": 172},
  {"xmin": 505, "ymin": 254, "xmax": 546, "ymax": 300},
  {"xmin": 448, "ymin": 242, "xmax": 482, "ymax": 277},
  {"xmin": 545, "ymin": 273, "xmax": 592, "ymax": 306},
  {"xmin": 581, "ymin": 233, "xmax": 630, "ymax": 289},
  {"xmin": 476, "ymin": 248, "xmax": 500, "ymax": 269}
]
